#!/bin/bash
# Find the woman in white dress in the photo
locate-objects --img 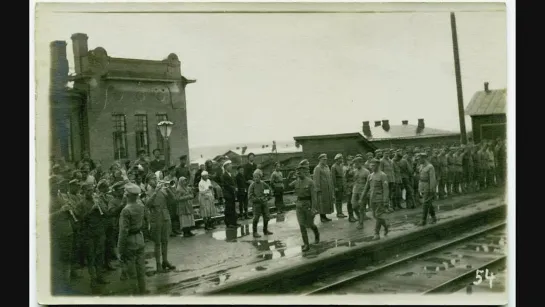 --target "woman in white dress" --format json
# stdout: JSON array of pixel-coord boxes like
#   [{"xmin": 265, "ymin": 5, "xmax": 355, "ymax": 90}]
[{"xmin": 198, "ymin": 171, "xmax": 218, "ymax": 230}]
